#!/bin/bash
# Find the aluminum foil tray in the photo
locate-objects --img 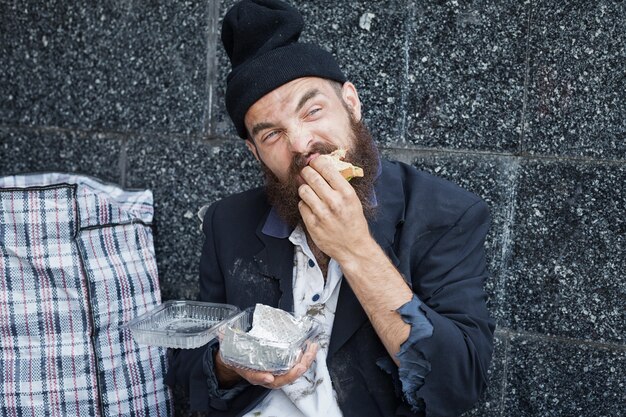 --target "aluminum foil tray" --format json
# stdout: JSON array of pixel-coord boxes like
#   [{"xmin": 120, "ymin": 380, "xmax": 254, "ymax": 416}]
[
  {"xmin": 219, "ymin": 304, "xmax": 320, "ymax": 374},
  {"xmin": 125, "ymin": 300, "xmax": 239, "ymax": 349}
]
